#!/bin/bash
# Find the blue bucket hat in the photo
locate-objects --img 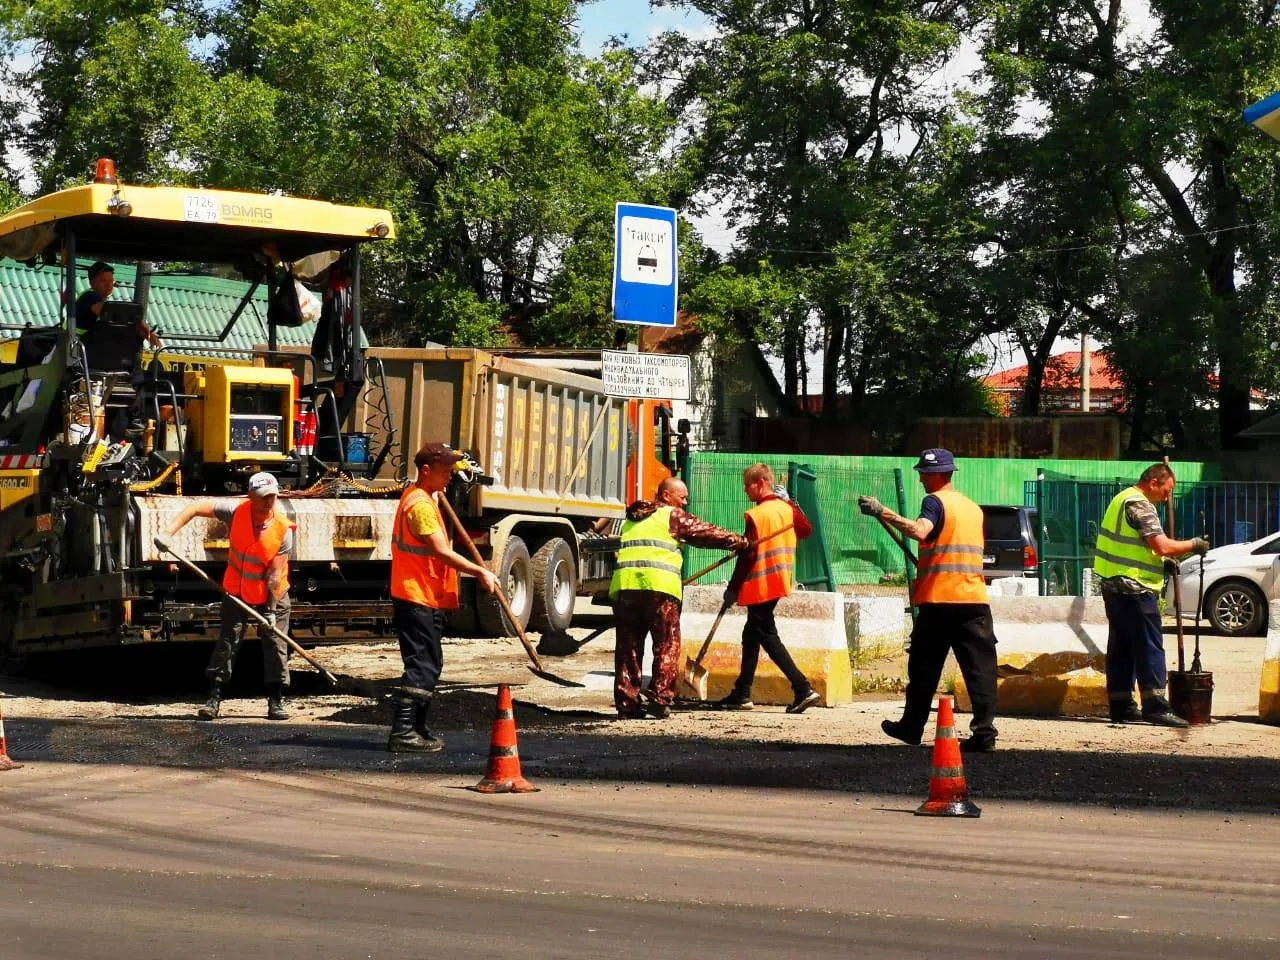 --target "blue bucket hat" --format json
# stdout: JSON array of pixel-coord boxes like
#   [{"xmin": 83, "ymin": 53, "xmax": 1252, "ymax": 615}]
[{"xmin": 913, "ymin": 448, "xmax": 956, "ymax": 474}]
